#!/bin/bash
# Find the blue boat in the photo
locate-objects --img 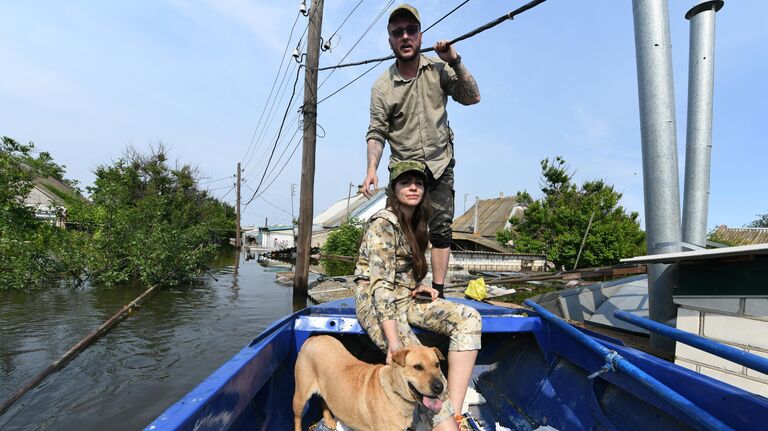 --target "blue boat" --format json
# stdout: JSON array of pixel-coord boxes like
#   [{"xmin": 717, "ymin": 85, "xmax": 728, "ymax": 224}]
[{"xmin": 145, "ymin": 297, "xmax": 768, "ymax": 431}]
